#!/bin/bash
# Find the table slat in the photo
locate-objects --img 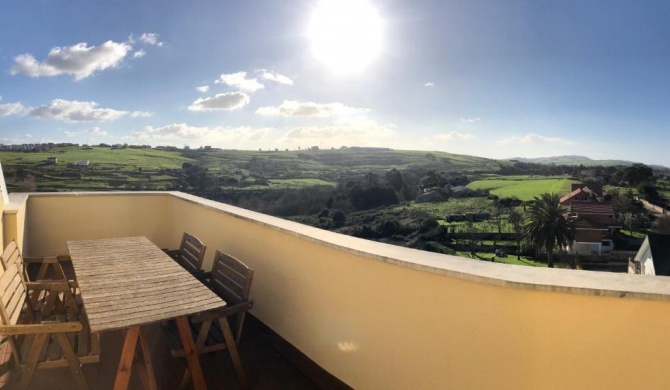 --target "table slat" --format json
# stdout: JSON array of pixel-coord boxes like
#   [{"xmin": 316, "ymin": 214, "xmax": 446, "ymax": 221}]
[{"xmin": 68, "ymin": 236, "xmax": 226, "ymax": 333}]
